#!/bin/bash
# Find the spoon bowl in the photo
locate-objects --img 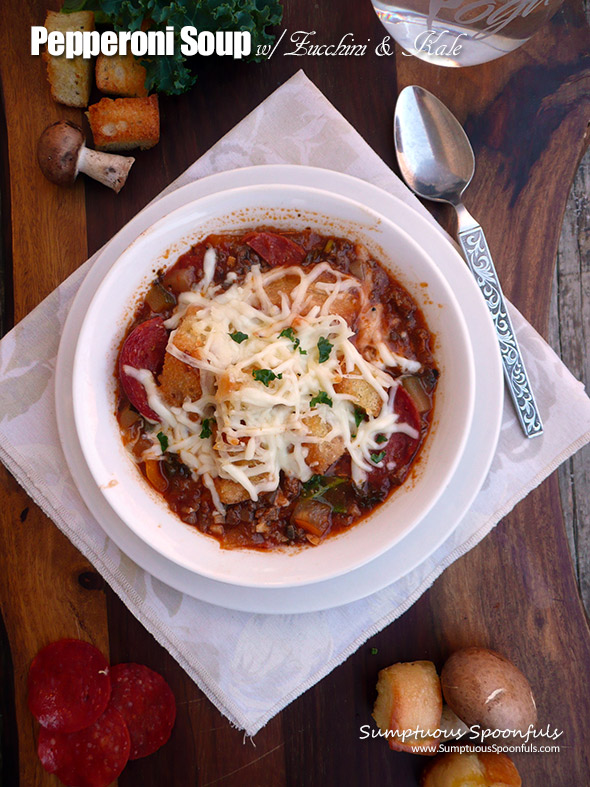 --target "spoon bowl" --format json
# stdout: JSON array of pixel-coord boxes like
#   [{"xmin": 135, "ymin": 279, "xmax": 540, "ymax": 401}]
[{"xmin": 394, "ymin": 86, "xmax": 475, "ymax": 205}]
